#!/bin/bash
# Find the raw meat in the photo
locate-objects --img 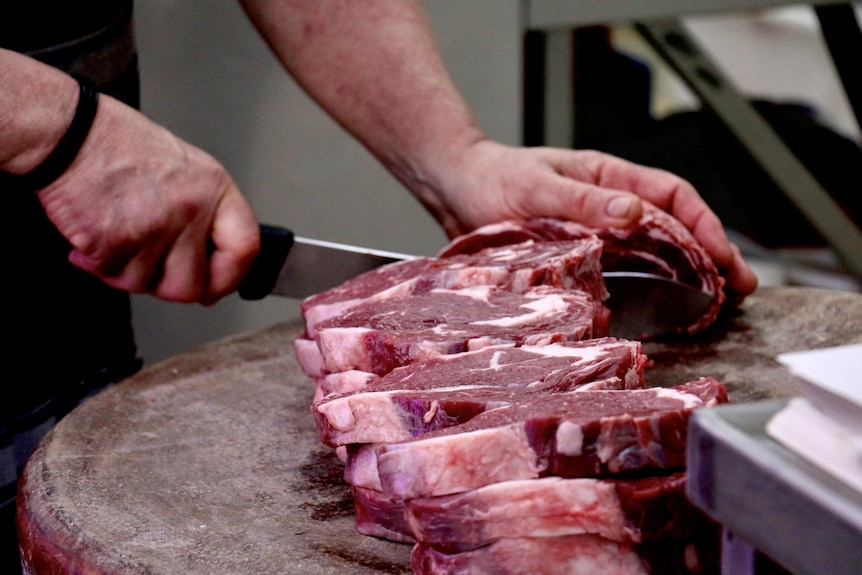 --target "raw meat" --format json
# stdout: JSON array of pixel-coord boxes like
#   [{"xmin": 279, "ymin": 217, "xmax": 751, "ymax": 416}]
[
  {"xmin": 316, "ymin": 377, "xmax": 618, "ymax": 447},
  {"xmin": 411, "ymin": 534, "xmax": 650, "ymax": 575},
  {"xmin": 411, "ymin": 529, "xmax": 720, "ymax": 575},
  {"xmin": 344, "ymin": 442, "xmax": 388, "ymax": 491},
  {"xmin": 313, "ymin": 285, "xmax": 609, "ymax": 376},
  {"xmin": 352, "ymin": 472, "xmax": 704, "ymax": 549},
  {"xmin": 313, "ymin": 338, "xmax": 645, "ymax": 446},
  {"xmin": 352, "ymin": 485, "xmax": 415, "ymax": 543},
  {"xmin": 404, "ymin": 472, "xmax": 708, "ymax": 552},
  {"xmin": 437, "ymin": 207, "xmax": 726, "ymax": 334},
  {"xmin": 293, "ymin": 337, "xmax": 325, "ymax": 378},
  {"xmin": 314, "ymin": 332, "xmax": 636, "ymax": 401},
  {"xmin": 300, "ymin": 236, "xmax": 607, "ymax": 337},
  {"xmin": 315, "ymin": 370, "xmax": 381, "ymax": 399},
  {"xmin": 290, "ymin": 215, "xmax": 730, "ymax": 575},
  {"xmin": 375, "ymin": 378, "xmax": 727, "ymax": 499}
]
